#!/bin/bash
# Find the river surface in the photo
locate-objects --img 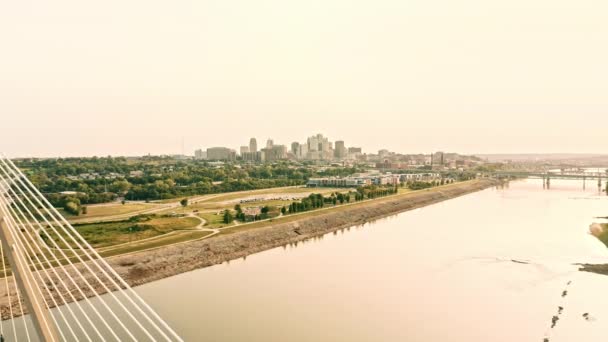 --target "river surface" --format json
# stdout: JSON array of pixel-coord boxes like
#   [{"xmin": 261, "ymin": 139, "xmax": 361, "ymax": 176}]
[
  {"xmin": 6, "ymin": 179, "xmax": 608, "ymax": 341},
  {"xmin": 134, "ymin": 178, "xmax": 608, "ymax": 342}
]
